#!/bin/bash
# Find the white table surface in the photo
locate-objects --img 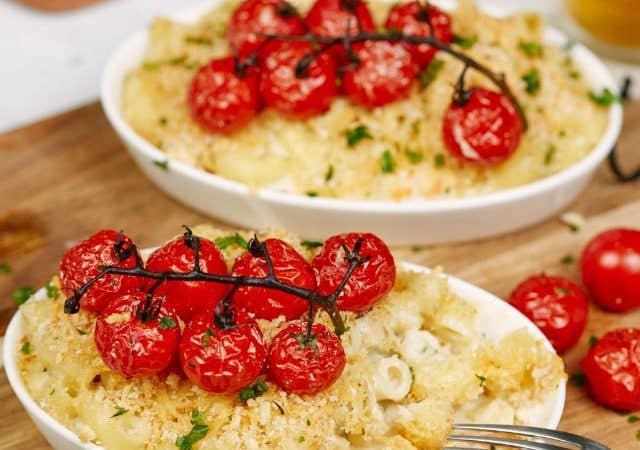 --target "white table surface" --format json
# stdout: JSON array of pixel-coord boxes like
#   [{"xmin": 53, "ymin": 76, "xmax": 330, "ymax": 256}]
[{"xmin": 0, "ymin": 0, "xmax": 637, "ymax": 133}]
